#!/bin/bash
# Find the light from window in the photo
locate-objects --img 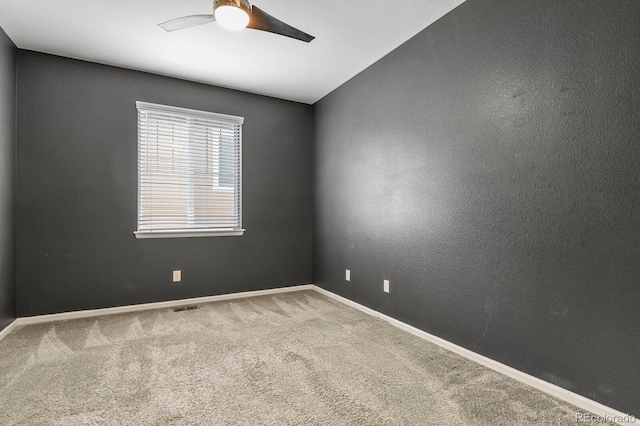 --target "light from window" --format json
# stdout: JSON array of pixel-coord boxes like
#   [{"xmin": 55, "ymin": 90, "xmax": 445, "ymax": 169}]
[{"xmin": 134, "ymin": 102, "xmax": 244, "ymax": 238}]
